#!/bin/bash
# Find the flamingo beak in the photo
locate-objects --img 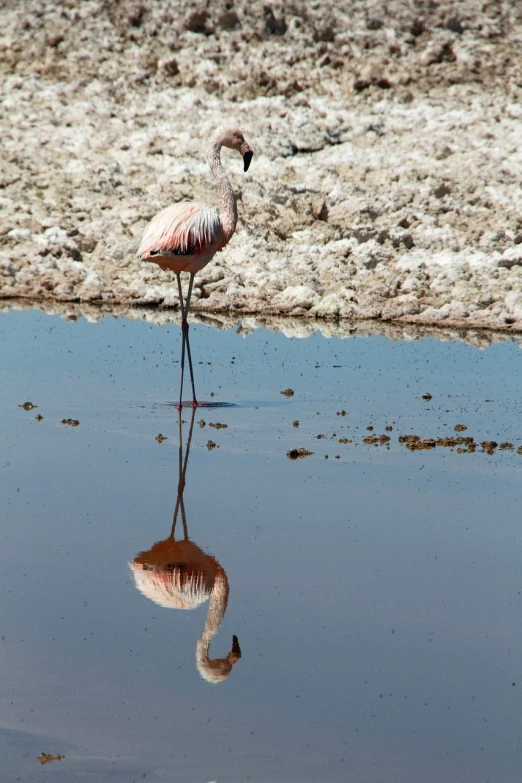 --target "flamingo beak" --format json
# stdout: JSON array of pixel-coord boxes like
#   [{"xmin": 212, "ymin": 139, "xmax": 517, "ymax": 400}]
[
  {"xmin": 231, "ymin": 634, "xmax": 242, "ymax": 657},
  {"xmin": 241, "ymin": 142, "xmax": 253, "ymax": 172}
]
